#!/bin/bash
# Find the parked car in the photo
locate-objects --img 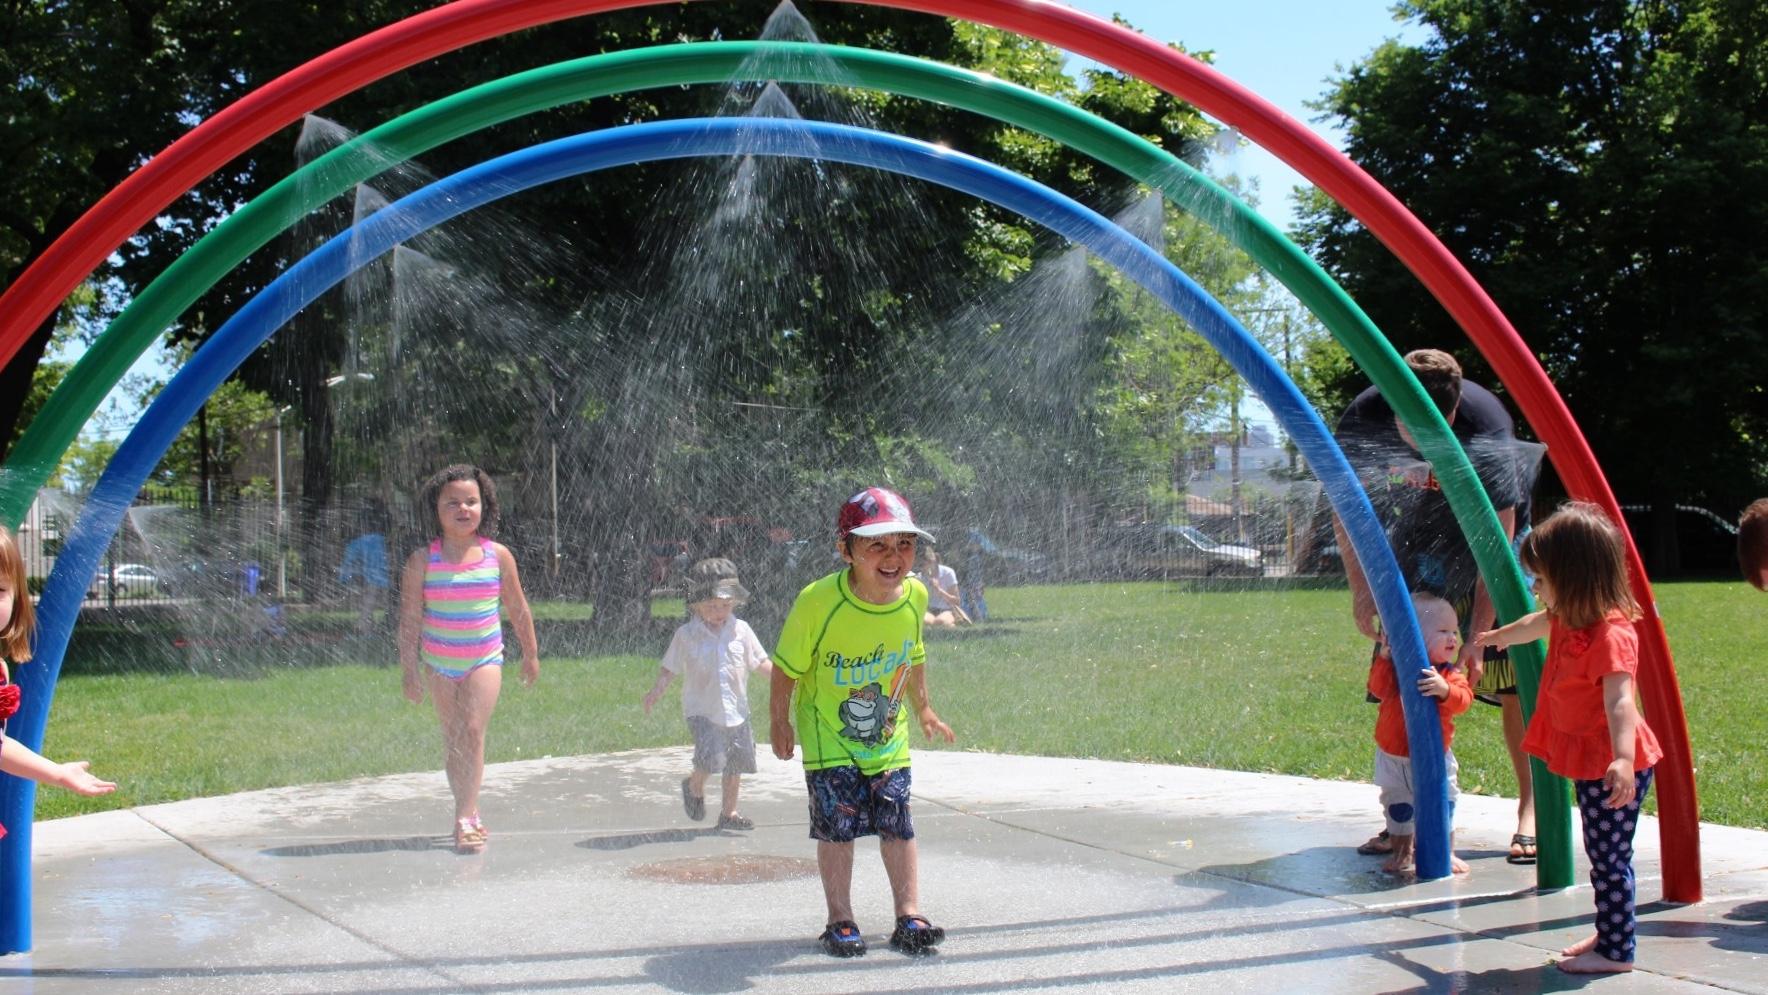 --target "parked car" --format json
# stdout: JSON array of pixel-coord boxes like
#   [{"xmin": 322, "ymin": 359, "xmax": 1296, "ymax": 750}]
[
  {"xmin": 88, "ymin": 562, "xmax": 160, "ymax": 598},
  {"xmin": 1093, "ymin": 524, "xmax": 1264, "ymax": 579}
]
